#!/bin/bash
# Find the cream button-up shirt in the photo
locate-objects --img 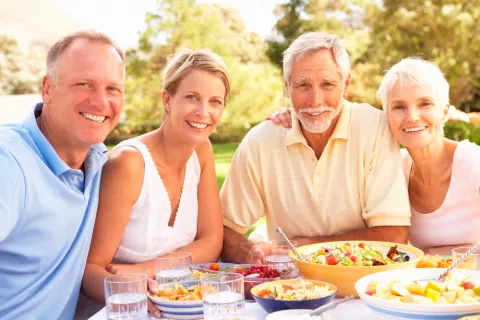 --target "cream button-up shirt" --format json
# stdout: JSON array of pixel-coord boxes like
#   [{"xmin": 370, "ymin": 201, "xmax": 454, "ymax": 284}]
[{"xmin": 220, "ymin": 99, "xmax": 411, "ymax": 240}]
